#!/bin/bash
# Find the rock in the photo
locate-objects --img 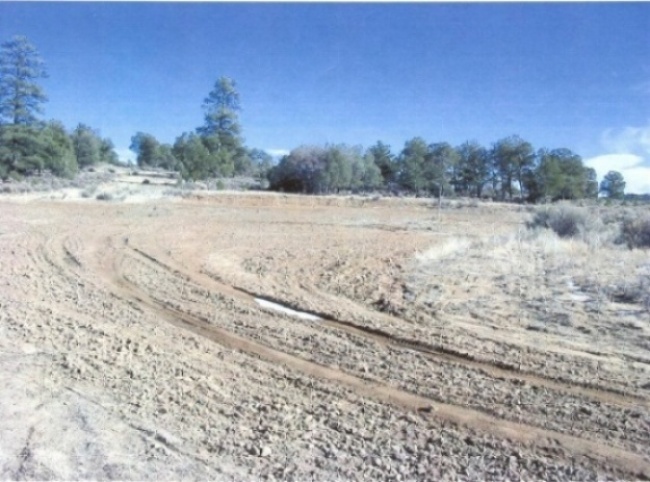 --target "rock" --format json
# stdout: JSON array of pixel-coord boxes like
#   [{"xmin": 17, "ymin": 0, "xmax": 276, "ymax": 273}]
[
  {"xmin": 260, "ymin": 446, "xmax": 272, "ymax": 457},
  {"xmin": 392, "ymin": 449, "xmax": 407, "ymax": 462}
]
